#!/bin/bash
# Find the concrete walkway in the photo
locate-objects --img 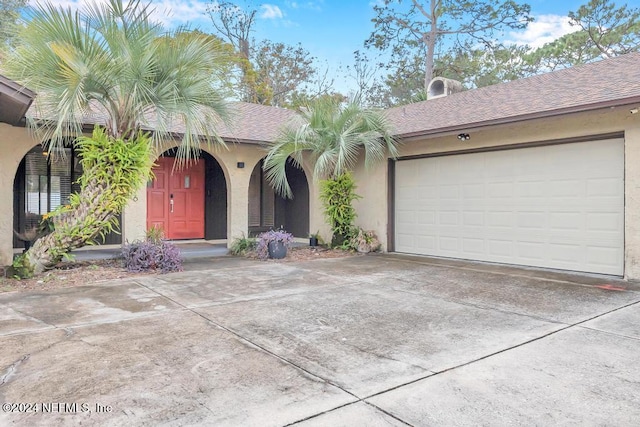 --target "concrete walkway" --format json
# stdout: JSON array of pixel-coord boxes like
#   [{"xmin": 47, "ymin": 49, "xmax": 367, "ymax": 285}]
[
  {"xmin": 1, "ymin": 255, "xmax": 639, "ymax": 426},
  {"xmin": 69, "ymin": 241, "xmax": 229, "ymax": 261}
]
